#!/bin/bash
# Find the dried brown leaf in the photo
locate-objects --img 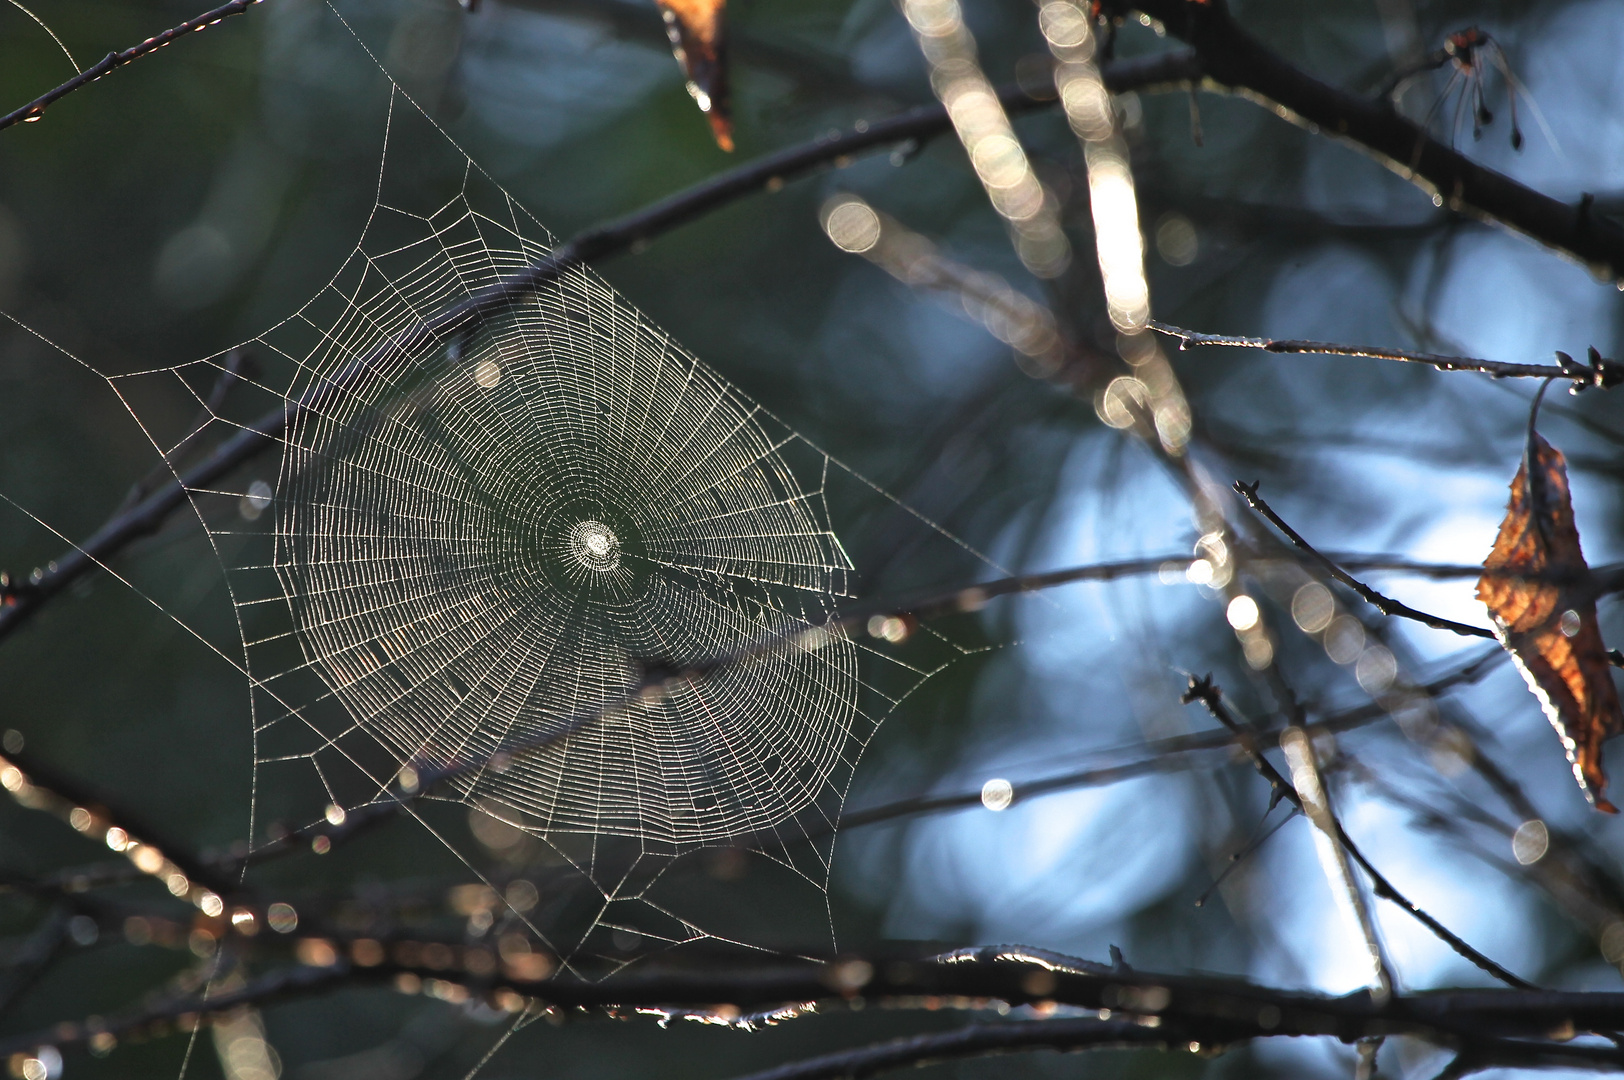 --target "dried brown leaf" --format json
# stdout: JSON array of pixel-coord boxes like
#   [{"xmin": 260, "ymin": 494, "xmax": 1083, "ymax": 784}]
[
  {"xmin": 1478, "ymin": 431, "xmax": 1624, "ymax": 811},
  {"xmin": 657, "ymin": 0, "xmax": 732, "ymax": 151}
]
